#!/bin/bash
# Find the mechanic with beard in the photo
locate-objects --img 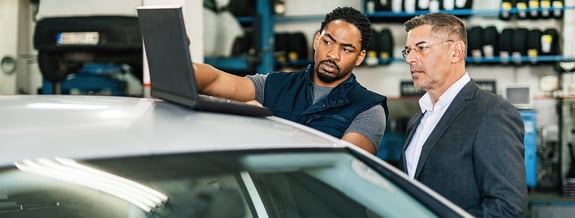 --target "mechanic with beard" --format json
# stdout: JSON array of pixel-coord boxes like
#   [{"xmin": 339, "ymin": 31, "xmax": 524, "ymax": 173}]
[{"xmin": 193, "ymin": 7, "xmax": 388, "ymax": 154}]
